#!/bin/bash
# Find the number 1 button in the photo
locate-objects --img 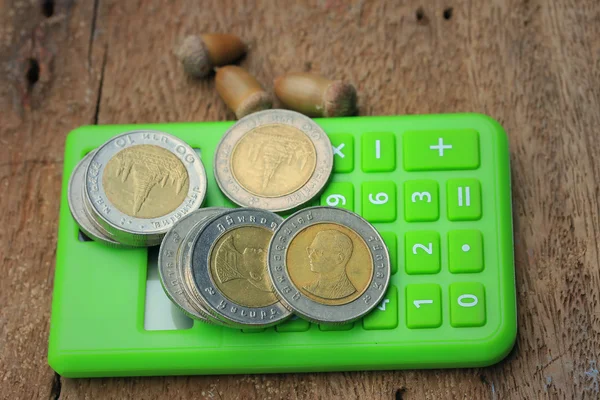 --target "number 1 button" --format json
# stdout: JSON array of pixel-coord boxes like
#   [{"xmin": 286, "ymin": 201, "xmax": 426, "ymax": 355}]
[
  {"xmin": 361, "ymin": 181, "xmax": 396, "ymax": 222},
  {"xmin": 406, "ymin": 284, "xmax": 442, "ymax": 329}
]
